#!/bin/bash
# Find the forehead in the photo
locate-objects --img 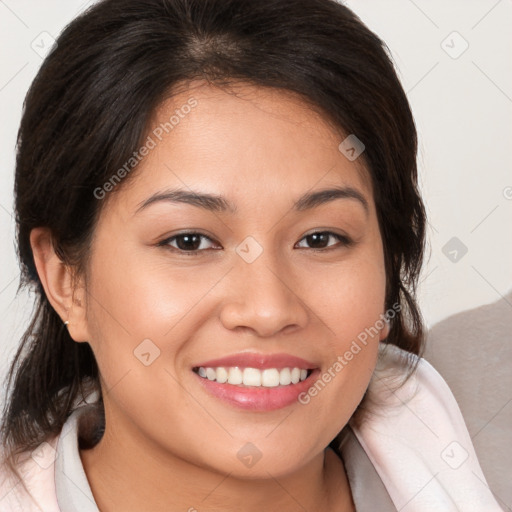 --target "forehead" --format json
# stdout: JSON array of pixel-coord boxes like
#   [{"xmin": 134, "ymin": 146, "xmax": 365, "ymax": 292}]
[{"xmin": 110, "ymin": 80, "xmax": 373, "ymax": 214}]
